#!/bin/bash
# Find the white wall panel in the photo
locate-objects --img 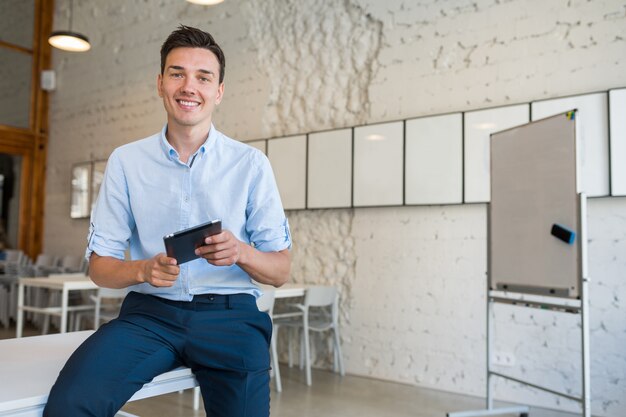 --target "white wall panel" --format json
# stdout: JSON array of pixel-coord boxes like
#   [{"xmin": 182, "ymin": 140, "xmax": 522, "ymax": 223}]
[
  {"xmin": 609, "ymin": 89, "xmax": 626, "ymax": 196},
  {"xmin": 405, "ymin": 113, "xmax": 462, "ymax": 205},
  {"xmin": 307, "ymin": 129, "xmax": 352, "ymax": 208},
  {"xmin": 464, "ymin": 104, "xmax": 529, "ymax": 203},
  {"xmin": 531, "ymin": 92, "xmax": 609, "ymax": 197},
  {"xmin": 353, "ymin": 122, "xmax": 403, "ymax": 207},
  {"xmin": 267, "ymin": 135, "xmax": 306, "ymax": 210}
]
